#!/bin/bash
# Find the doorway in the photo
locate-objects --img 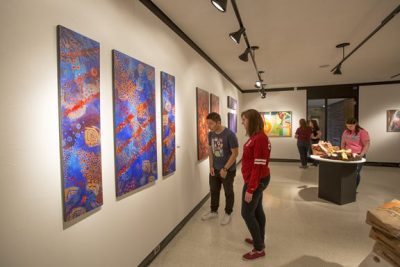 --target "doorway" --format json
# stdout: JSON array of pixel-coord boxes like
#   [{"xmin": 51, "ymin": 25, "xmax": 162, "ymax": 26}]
[{"xmin": 307, "ymin": 98, "xmax": 356, "ymax": 146}]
